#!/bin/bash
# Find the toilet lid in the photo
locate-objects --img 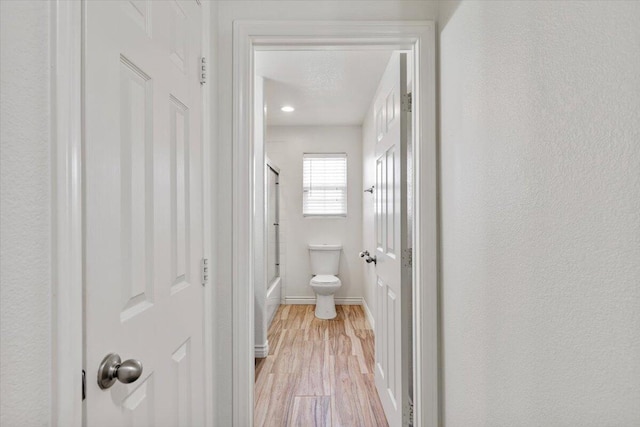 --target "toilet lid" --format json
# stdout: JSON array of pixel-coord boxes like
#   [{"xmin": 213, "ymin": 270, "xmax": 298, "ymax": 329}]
[{"xmin": 311, "ymin": 275, "xmax": 340, "ymax": 285}]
